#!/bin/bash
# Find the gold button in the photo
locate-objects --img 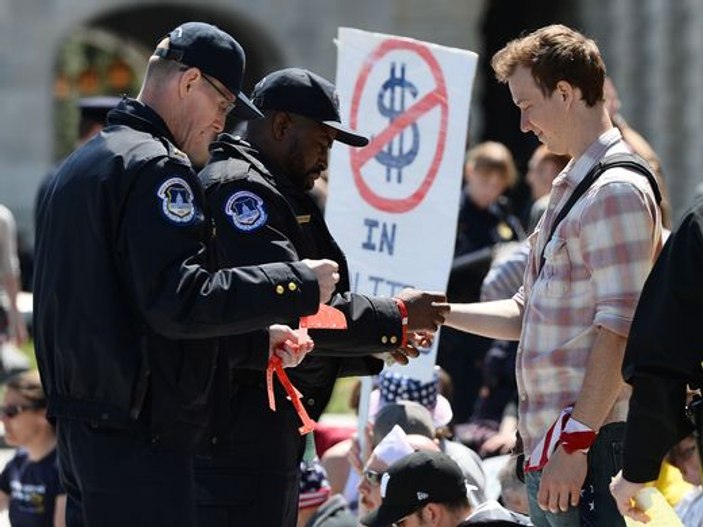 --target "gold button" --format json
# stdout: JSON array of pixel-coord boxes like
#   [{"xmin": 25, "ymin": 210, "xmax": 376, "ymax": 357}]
[
  {"xmin": 390, "ymin": 336, "xmax": 398, "ymax": 344},
  {"xmin": 276, "ymin": 285, "xmax": 285, "ymax": 295},
  {"xmin": 381, "ymin": 336, "xmax": 388, "ymax": 344},
  {"xmin": 288, "ymin": 282, "xmax": 297, "ymax": 291}
]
